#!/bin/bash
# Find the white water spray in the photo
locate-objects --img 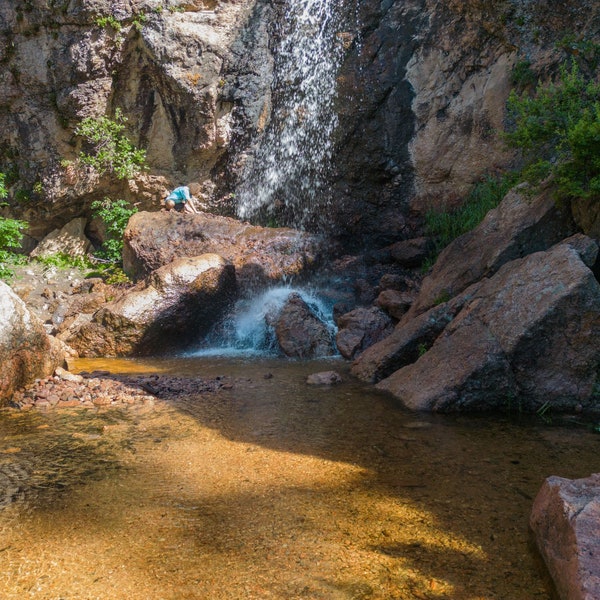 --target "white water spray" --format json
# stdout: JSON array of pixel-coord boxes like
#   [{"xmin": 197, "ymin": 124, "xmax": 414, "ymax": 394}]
[
  {"xmin": 189, "ymin": 286, "xmax": 337, "ymax": 357},
  {"xmin": 236, "ymin": 0, "xmax": 345, "ymax": 227}
]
